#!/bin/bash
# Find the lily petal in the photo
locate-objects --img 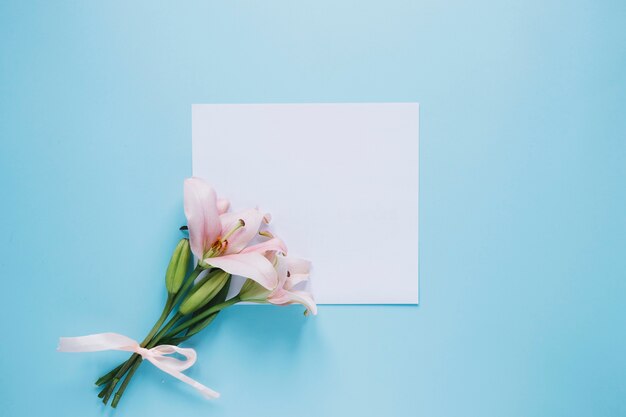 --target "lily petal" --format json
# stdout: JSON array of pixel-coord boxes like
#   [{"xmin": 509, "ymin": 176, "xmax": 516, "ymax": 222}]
[
  {"xmin": 273, "ymin": 253, "xmax": 290, "ymax": 290},
  {"xmin": 268, "ymin": 289, "xmax": 317, "ymax": 315},
  {"xmin": 286, "ymin": 258, "xmax": 311, "ymax": 275},
  {"xmin": 241, "ymin": 237, "xmax": 288, "ymax": 255},
  {"xmin": 219, "ymin": 209, "xmax": 266, "ymax": 255},
  {"xmin": 284, "ymin": 257, "xmax": 310, "ymax": 289},
  {"xmin": 285, "ymin": 273, "xmax": 309, "ymax": 290},
  {"xmin": 184, "ymin": 178, "xmax": 222, "ymax": 259},
  {"xmin": 206, "ymin": 252, "xmax": 278, "ymax": 290},
  {"xmin": 216, "ymin": 198, "xmax": 230, "ymax": 215}
]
